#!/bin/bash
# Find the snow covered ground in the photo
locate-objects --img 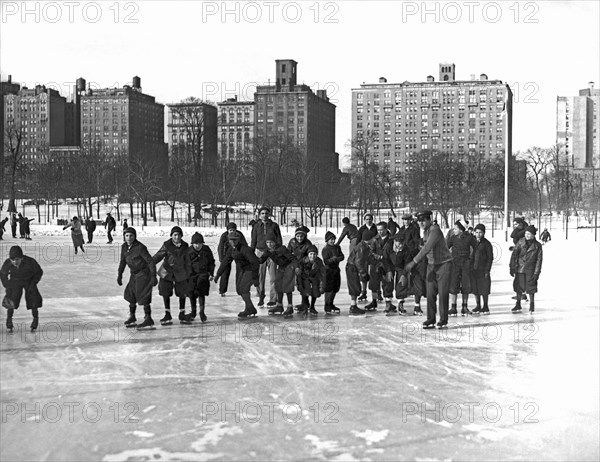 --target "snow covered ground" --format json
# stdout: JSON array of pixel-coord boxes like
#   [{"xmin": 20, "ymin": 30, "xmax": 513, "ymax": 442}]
[{"xmin": 0, "ymin": 225, "xmax": 598, "ymax": 461}]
